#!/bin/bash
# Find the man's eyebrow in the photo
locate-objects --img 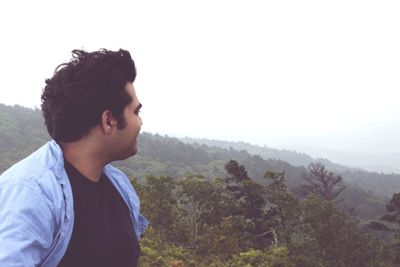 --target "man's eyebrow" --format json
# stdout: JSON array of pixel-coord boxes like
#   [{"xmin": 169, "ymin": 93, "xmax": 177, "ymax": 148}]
[{"xmin": 134, "ymin": 103, "xmax": 142, "ymax": 113}]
